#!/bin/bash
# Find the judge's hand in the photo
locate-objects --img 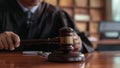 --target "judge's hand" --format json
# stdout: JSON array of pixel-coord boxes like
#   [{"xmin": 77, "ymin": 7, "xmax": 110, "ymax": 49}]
[
  {"xmin": 73, "ymin": 32, "xmax": 82, "ymax": 51},
  {"xmin": 0, "ymin": 31, "xmax": 20, "ymax": 50}
]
